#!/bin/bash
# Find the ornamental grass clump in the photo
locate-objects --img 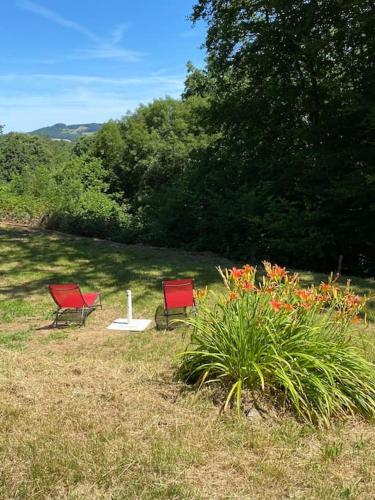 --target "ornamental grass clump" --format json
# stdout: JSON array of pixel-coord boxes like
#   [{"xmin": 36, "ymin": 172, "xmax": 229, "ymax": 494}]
[{"xmin": 178, "ymin": 263, "xmax": 375, "ymax": 424}]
